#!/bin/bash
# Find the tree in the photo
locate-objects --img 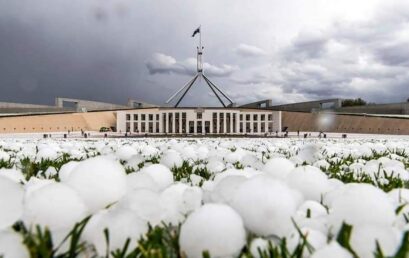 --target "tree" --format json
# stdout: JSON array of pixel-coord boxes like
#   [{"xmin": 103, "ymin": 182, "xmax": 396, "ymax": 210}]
[{"xmin": 341, "ymin": 98, "xmax": 367, "ymax": 107}]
